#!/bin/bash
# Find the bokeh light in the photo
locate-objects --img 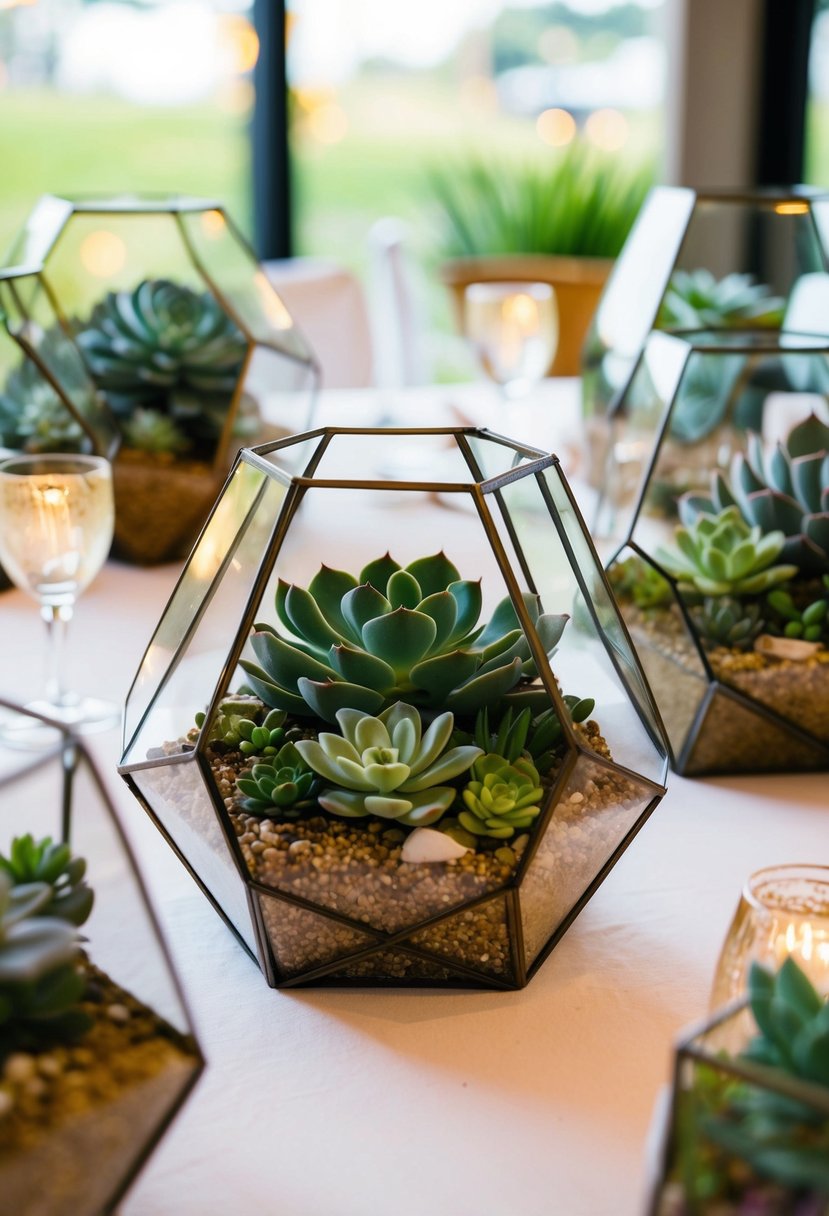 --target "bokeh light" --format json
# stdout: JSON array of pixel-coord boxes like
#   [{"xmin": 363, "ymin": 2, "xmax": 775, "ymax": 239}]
[
  {"xmin": 585, "ymin": 107, "xmax": 629, "ymax": 150},
  {"xmin": 536, "ymin": 107, "xmax": 577, "ymax": 147},
  {"xmin": 307, "ymin": 101, "xmax": 349, "ymax": 145},
  {"xmin": 79, "ymin": 231, "xmax": 127, "ymax": 279}
]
